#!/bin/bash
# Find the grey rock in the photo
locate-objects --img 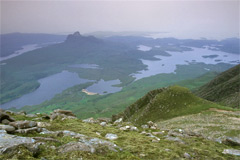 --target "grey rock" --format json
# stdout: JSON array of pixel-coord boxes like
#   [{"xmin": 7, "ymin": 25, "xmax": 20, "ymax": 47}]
[
  {"xmin": 225, "ymin": 137, "xmax": 240, "ymax": 146},
  {"xmin": 62, "ymin": 130, "xmax": 87, "ymax": 139},
  {"xmin": 79, "ymin": 137, "xmax": 122, "ymax": 152},
  {"xmin": 1, "ymin": 119, "xmax": 10, "ymax": 125},
  {"xmin": 16, "ymin": 111, "xmax": 26, "ymax": 115},
  {"xmin": 152, "ymin": 131, "xmax": 164, "ymax": 135},
  {"xmin": 100, "ymin": 122, "xmax": 107, "ymax": 126},
  {"xmin": 141, "ymin": 124, "xmax": 149, "ymax": 129},
  {"xmin": 113, "ymin": 118, "xmax": 123, "ymax": 124},
  {"xmin": 97, "ymin": 117, "xmax": 111, "ymax": 123},
  {"xmin": 26, "ymin": 114, "xmax": 38, "ymax": 118},
  {"xmin": 0, "ymin": 130, "xmax": 35, "ymax": 154},
  {"xmin": 15, "ymin": 127, "xmax": 42, "ymax": 134},
  {"xmin": 165, "ymin": 136, "xmax": 185, "ymax": 144},
  {"xmin": 53, "ymin": 109, "xmax": 76, "ymax": 117},
  {"xmin": 33, "ymin": 137, "xmax": 60, "ymax": 143},
  {"xmin": 0, "ymin": 124, "xmax": 15, "ymax": 133},
  {"xmin": 58, "ymin": 142, "xmax": 95, "ymax": 153},
  {"xmin": 222, "ymin": 149, "xmax": 240, "ymax": 156},
  {"xmin": 82, "ymin": 117, "xmax": 99, "ymax": 123},
  {"xmin": 184, "ymin": 152, "xmax": 191, "ymax": 159},
  {"xmin": 9, "ymin": 120, "xmax": 37, "ymax": 129},
  {"xmin": 0, "ymin": 111, "xmax": 15, "ymax": 123},
  {"xmin": 4, "ymin": 110, "xmax": 14, "ymax": 115},
  {"xmin": 120, "ymin": 125, "xmax": 138, "ymax": 131},
  {"xmin": 105, "ymin": 133, "xmax": 118, "ymax": 140},
  {"xmin": 59, "ymin": 137, "xmax": 122, "ymax": 154},
  {"xmin": 37, "ymin": 122, "xmax": 51, "ymax": 128}
]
